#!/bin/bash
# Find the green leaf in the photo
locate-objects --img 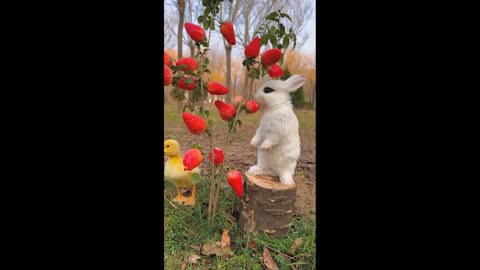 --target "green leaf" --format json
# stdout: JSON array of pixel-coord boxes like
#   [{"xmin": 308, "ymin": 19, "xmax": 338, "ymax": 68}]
[
  {"xmin": 192, "ymin": 143, "xmax": 203, "ymax": 151},
  {"xmin": 269, "ymin": 26, "xmax": 276, "ymax": 34},
  {"xmin": 266, "ymin": 12, "xmax": 278, "ymax": 20},
  {"xmin": 283, "ymin": 37, "xmax": 290, "ymax": 49},
  {"xmin": 261, "ymin": 35, "xmax": 269, "ymax": 45},
  {"xmin": 204, "ymin": 69, "xmax": 211, "ymax": 74},
  {"xmin": 185, "ymin": 77, "xmax": 193, "ymax": 84},
  {"xmin": 201, "ymin": 41, "xmax": 209, "ymax": 47},
  {"xmin": 237, "ymin": 119, "xmax": 242, "ymax": 127},
  {"xmin": 270, "ymin": 35, "xmax": 277, "ymax": 47},
  {"xmin": 191, "ymin": 173, "xmax": 200, "ymax": 184},
  {"xmin": 184, "ymin": 70, "xmax": 196, "ymax": 76},
  {"xmin": 183, "ymin": 104, "xmax": 188, "ymax": 112},
  {"xmin": 204, "ymin": 58, "xmax": 209, "ymax": 65},
  {"xmin": 203, "ymin": 21, "xmax": 209, "ymax": 30},
  {"xmin": 205, "ymin": 110, "xmax": 210, "ymax": 117},
  {"xmin": 198, "ymin": 15, "xmax": 205, "ymax": 23},
  {"xmin": 254, "ymin": 69, "xmax": 260, "ymax": 79},
  {"xmin": 172, "ymin": 76, "xmax": 180, "ymax": 85},
  {"xmin": 176, "ymin": 64, "xmax": 188, "ymax": 70},
  {"xmin": 281, "ymin": 13, "xmax": 292, "ymax": 21},
  {"xmin": 279, "ymin": 24, "xmax": 285, "ymax": 36},
  {"xmin": 170, "ymin": 65, "xmax": 184, "ymax": 71}
]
